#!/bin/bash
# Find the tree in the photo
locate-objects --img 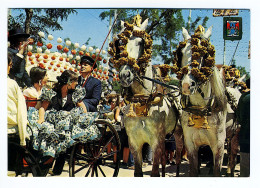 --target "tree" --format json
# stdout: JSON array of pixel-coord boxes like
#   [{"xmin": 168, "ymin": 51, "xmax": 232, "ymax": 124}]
[
  {"xmin": 99, "ymin": 9, "xmax": 209, "ymax": 65},
  {"xmin": 231, "ymin": 59, "xmax": 250, "ymax": 80},
  {"xmin": 8, "ymin": 8, "xmax": 78, "ymax": 42}
]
